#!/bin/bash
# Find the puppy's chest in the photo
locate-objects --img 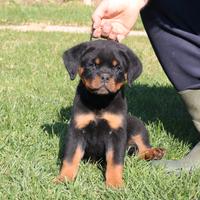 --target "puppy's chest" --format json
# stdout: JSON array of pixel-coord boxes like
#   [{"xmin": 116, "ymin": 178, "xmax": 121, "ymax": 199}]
[
  {"xmin": 74, "ymin": 111, "xmax": 125, "ymax": 161},
  {"xmin": 74, "ymin": 111, "xmax": 124, "ymax": 131}
]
